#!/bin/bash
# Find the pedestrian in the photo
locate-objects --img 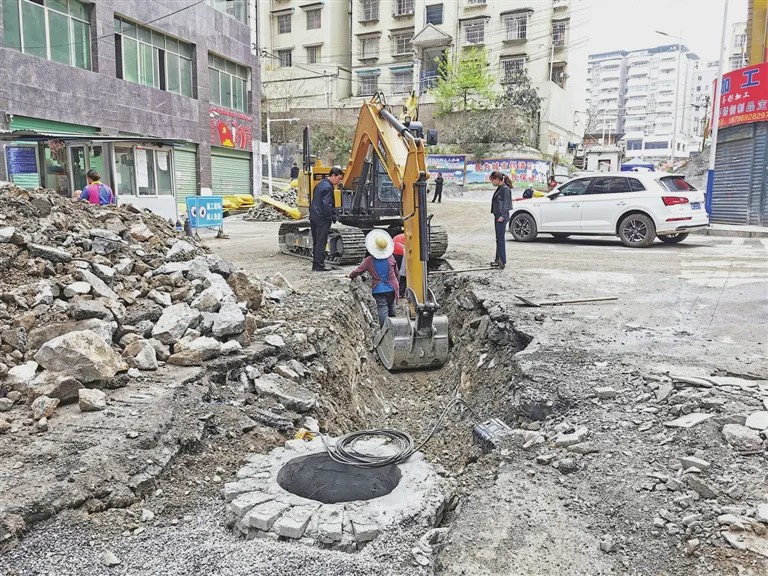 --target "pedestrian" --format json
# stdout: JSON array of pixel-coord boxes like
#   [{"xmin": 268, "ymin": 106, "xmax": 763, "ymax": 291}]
[
  {"xmin": 489, "ymin": 170, "xmax": 512, "ymax": 270},
  {"xmin": 431, "ymin": 171, "xmax": 444, "ymax": 203},
  {"xmin": 348, "ymin": 230, "xmax": 400, "ymax": 327},
  {"xmin": 290, "ymin": 161, "xmax": 299, "ymax": 180},
  {"xmin": 78, "ymin": 170, "xmax": 115, "ymax": 206},
  {"xmin": 392, "ymin": 232, "xmax": 407, "ymax": 297},
  {"xmin": 309, "ymin": 166, "xmax": 343, "ymax": 272}
]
